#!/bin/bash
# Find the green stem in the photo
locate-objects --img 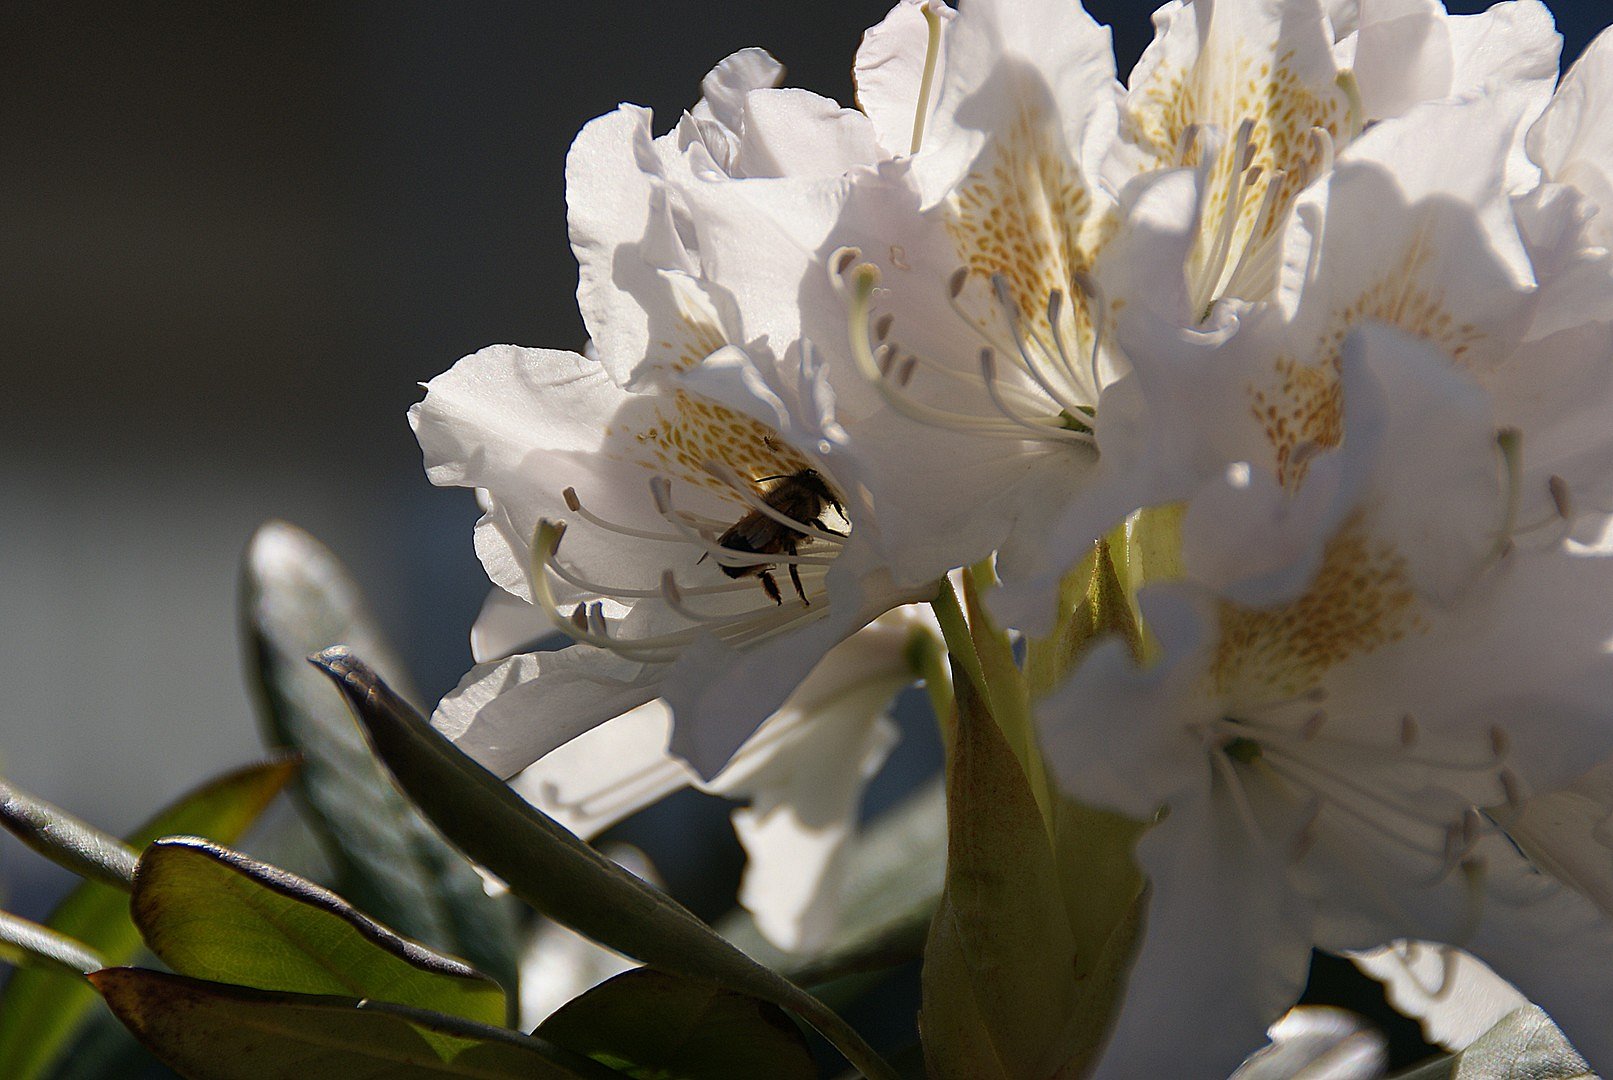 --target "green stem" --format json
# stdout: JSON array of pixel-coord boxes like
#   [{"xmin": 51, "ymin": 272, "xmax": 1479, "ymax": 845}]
[
  {"xmin": 930, "ymin": 577, "xmax": 987, "ymax": 697},
  {"xmin": 0, "ymin": 779, "xmax": 138, "ymax": 891}
]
